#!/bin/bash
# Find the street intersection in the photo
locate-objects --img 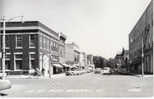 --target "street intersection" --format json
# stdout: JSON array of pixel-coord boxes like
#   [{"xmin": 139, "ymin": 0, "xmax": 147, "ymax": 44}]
[{"xmin": 0, "ymin": 73, "xmax": 153, "ymax": 97}]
